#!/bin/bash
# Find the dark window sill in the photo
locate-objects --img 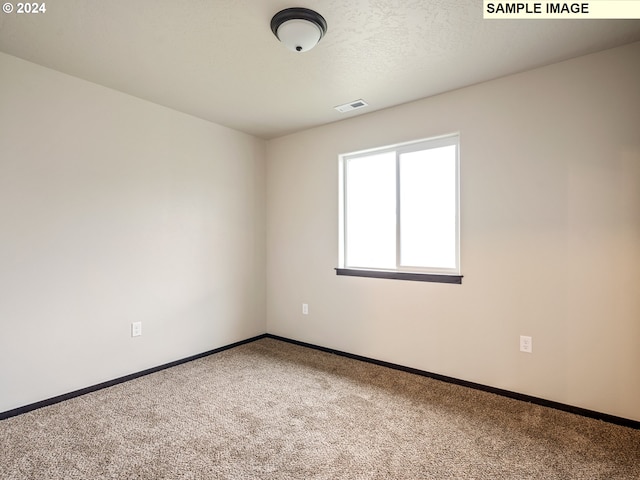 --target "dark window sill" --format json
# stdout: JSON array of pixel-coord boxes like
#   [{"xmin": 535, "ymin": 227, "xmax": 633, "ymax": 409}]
[{"xmin": 335, "ymin": 268, "xmax": 462, "ymax": 284}]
